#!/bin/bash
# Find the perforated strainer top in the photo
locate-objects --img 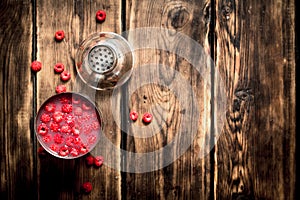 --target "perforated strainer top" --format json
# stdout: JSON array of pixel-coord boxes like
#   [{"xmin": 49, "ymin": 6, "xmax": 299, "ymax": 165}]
[{"xmin": 88, "ymin": 45, "xmax": 117, "ymax": 73}]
